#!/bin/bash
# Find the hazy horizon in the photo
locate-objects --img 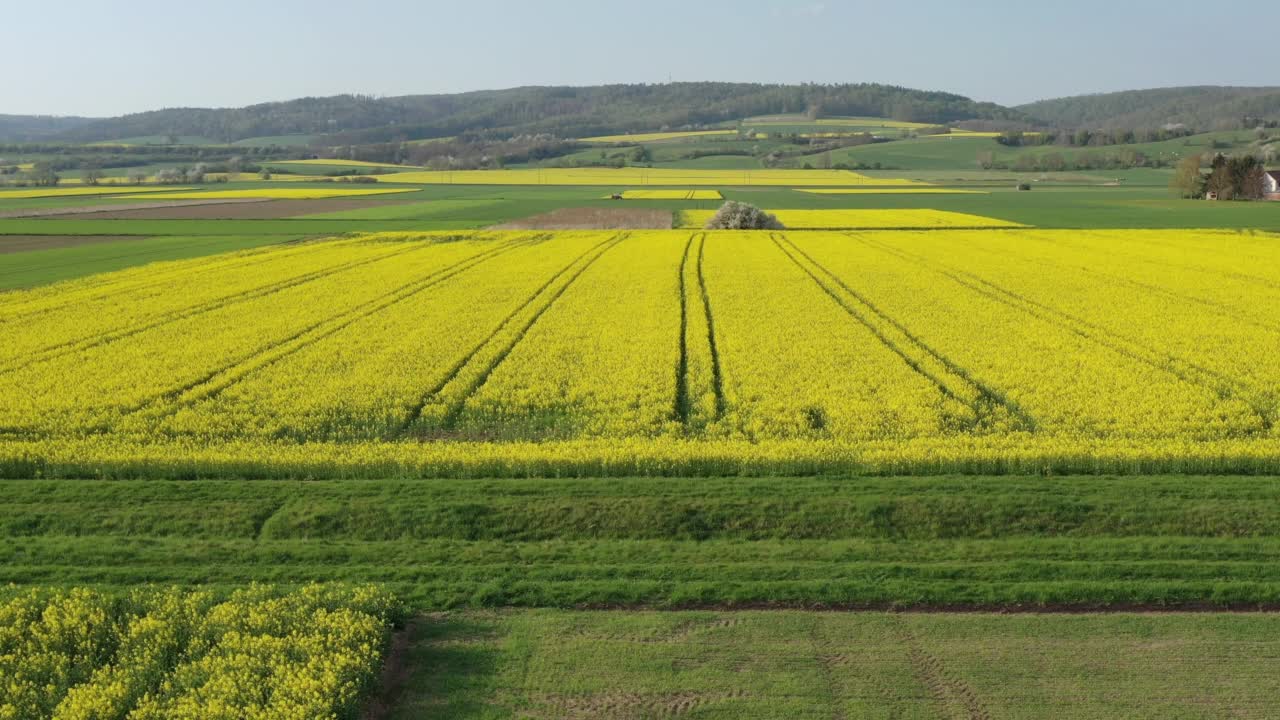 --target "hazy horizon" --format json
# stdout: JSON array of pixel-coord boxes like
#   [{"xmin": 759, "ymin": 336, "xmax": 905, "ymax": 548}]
[{"xmin": 9, "ymin": 0, "xmax": 1280, "ymax": 117}]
